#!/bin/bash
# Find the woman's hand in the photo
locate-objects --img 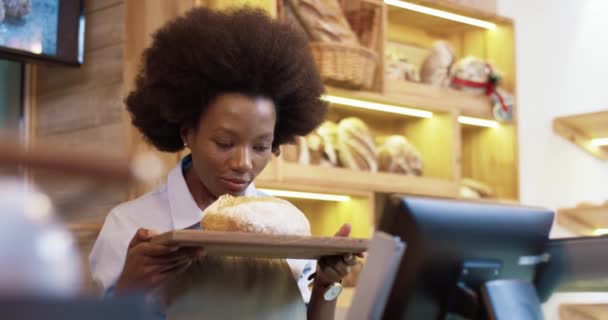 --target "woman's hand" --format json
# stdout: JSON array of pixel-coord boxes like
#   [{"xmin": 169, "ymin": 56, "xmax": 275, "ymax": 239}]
[
  {"xmin": 313, "ymin": 223, "xmax": 361, "ymax": 287},
  {"xmin": 115, "ymin": 228, "xmax": 204, "ymax": 295}
]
